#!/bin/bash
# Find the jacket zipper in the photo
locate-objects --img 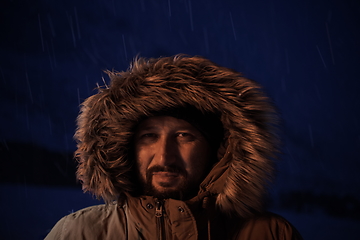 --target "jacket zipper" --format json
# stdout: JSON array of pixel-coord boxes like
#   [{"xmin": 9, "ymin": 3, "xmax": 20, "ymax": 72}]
[{"xmin": 155, "ymin": 200, "xmax": 165, "ymax": 240}]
